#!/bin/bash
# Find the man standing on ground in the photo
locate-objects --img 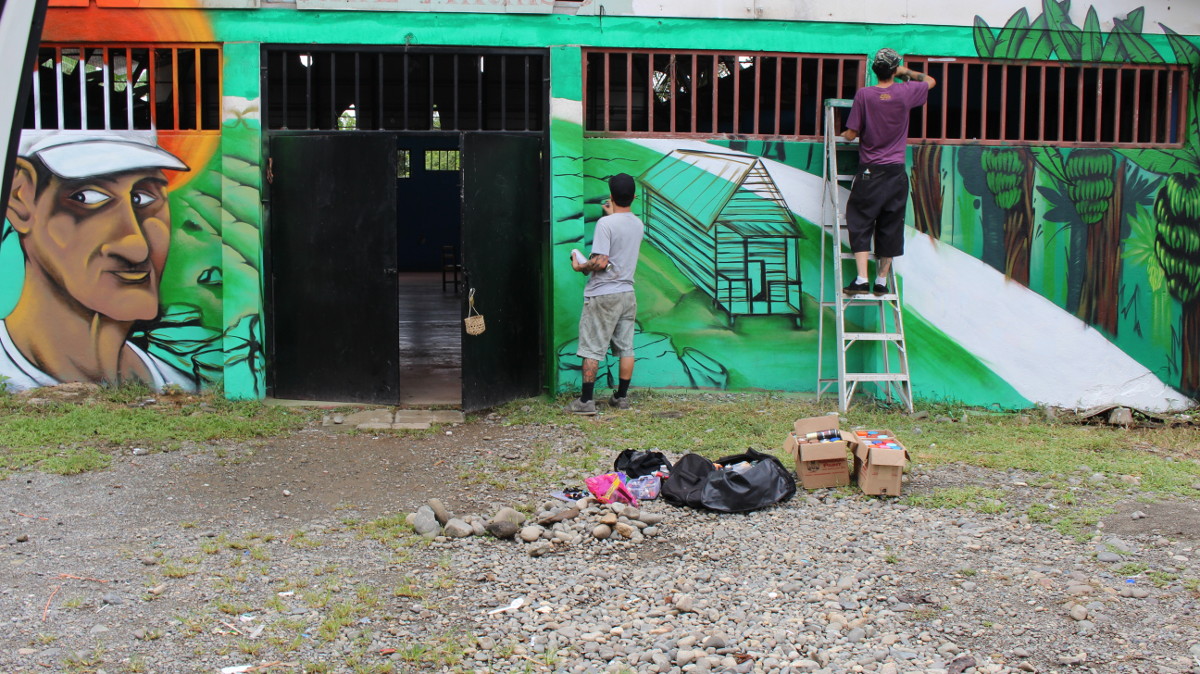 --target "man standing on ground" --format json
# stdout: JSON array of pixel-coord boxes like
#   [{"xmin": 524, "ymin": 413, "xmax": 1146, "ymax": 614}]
[
  {"xmin": 841, "ymin": 48, "xmax": 936, "ymax": 296},
  {"xmin": 567, "ymin": 173, "xmax": 644, "ymax": 415}
]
